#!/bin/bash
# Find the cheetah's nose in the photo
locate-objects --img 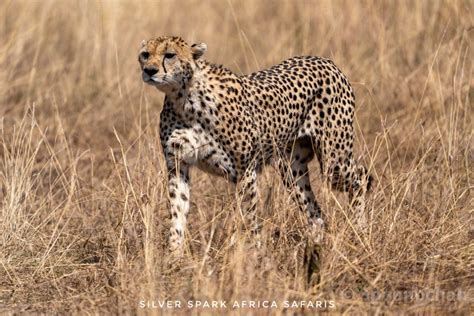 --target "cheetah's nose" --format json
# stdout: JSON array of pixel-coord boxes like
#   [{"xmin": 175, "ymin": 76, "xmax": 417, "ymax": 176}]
[{"xmin": 144, "ymin": 67, "xmax": 158, "ymax": 76}]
